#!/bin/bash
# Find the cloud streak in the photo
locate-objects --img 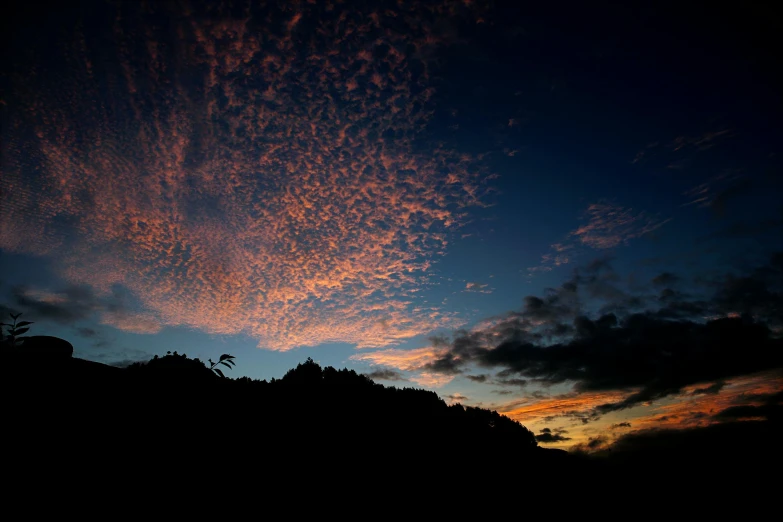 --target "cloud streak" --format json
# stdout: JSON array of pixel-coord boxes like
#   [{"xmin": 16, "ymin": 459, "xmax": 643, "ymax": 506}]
[
  {"xmin": 362, "ymin": 369, "xmax": 407, "ymax": 382},
  {"xmin": 350, "ymin": 345, "xmax": 456, "ymax": 387},
  {"xmin": 570, "ymin": 202, "xmax": 669, "ymax": 249},
  {"xmin": 529, "ymin": 202, "xmax": 670, "ymax": 274},
  {"xmin": 10, "ymin": 285, "xmax": 162, "ymax": 335}
]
